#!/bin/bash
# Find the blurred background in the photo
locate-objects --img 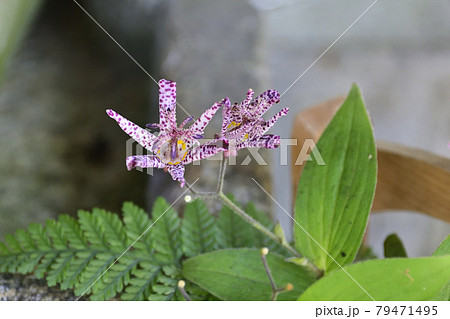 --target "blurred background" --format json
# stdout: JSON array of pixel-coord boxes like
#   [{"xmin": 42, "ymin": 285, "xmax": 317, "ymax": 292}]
[{"xmin": 0, "ymin": 0, "xmax": 449, "ymax": 258}]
